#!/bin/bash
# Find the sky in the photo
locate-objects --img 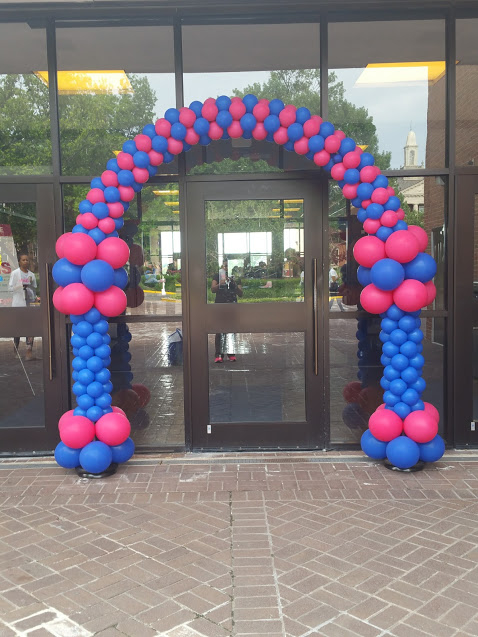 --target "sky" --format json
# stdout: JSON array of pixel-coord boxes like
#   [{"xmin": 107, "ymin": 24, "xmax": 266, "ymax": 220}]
[{"xmin": 146, "ymin": 68, "xmax": 429, "ymax": 170}]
